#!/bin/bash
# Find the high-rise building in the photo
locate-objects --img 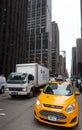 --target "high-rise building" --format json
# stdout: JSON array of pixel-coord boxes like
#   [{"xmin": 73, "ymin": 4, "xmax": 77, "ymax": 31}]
[
  {"xmin": 71, "ymin": 47, "xmax": 76, "ymax": 77},
  {"xmin": 59, "ymin": 51, "xmax": 66, "ymax": 76},
  {"xmin": 81, "ymin": 0, "xmax": 82, "ymax": 37},
  {"xmin": 71, "ymin": 0, "xmax": 81, "ymax": 77},
  {"xmin": 26, "ymin": 0, "xmax": 52, "ymax": 69},
  {"xmin": 0, "ymin": 0, "xmax": 28, "ymax": 77},
  {"xmin": 76, "ymin": 38, "xmax": 82, "ymax": 76},
  {"xmin": 74, "ymin": 0, "xmax": 82, "ymax": 77},
  {"xmin": 51, "ymin": 21, "xmax": 60, "ymax": 75}
]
